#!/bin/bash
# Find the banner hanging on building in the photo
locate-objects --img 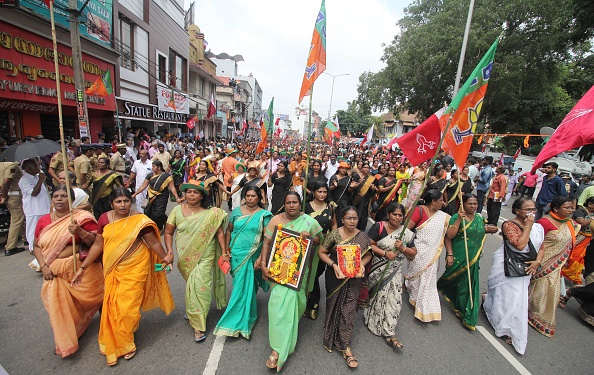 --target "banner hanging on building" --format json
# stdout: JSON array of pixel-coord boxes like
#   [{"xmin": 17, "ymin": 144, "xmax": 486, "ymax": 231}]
[{"xmin": 156, "ymin": 83, "xmax": 189, "ymax": 114}]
